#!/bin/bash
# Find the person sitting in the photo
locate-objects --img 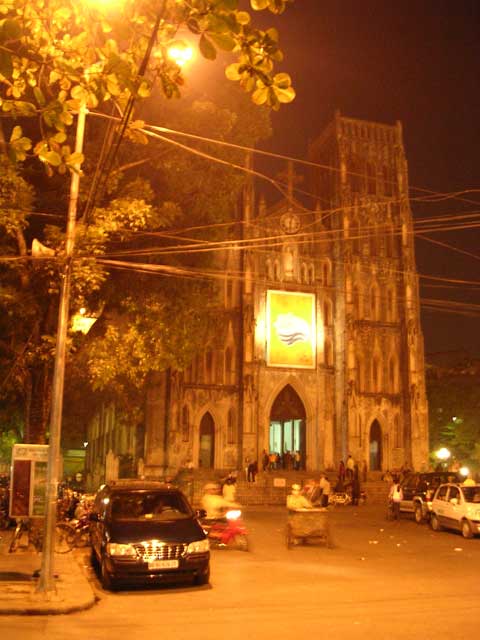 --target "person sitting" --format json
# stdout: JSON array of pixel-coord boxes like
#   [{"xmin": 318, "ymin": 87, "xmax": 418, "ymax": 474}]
[
  {"xmin": 222, "ymin": 476, "xmax": 237, "ymax": 502},
  {"xmin": 287, "ymin": 484, "xmax": 313, "ymax": 510},
  {"xmin": 202, "ymin": 483, "xmax": 239, "ymax": 520}
]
